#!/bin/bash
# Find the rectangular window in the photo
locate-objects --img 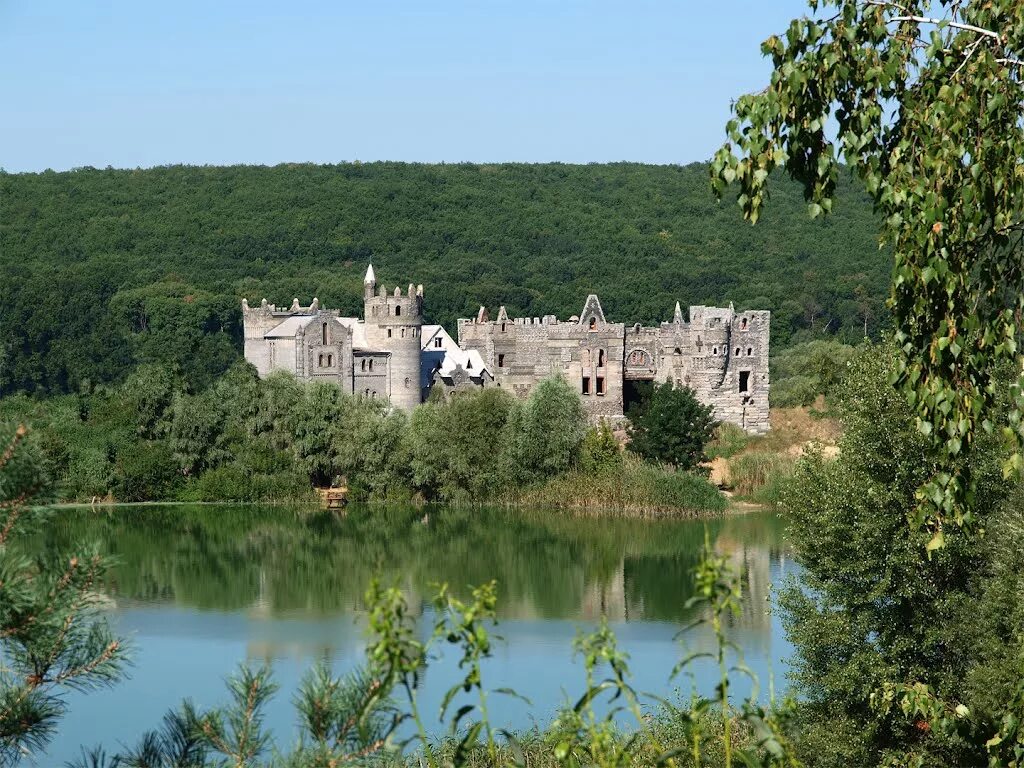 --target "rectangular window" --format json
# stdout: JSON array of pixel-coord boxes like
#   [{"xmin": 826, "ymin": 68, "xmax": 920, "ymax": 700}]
[
  {"xmin": 596, "ymin": 377, "xmax": 605, "ymax": 395},
  {"xmin": 739, "ymin": 371, "xmax": 750, "ymax": 393},
  {"xmin": 498, "ymin": 354, "xmax": 505, "ymax": 367},
  {"xmin": 387, "ymin": 329, "xmax": 392, "ymax": 338},
  {"xmin": 435, "ymin": 337, "xmax": 442, "ymax": 348},
  {"xmin": 582, "ymin": 376, "xmax": 591, "ymax": 395}
]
